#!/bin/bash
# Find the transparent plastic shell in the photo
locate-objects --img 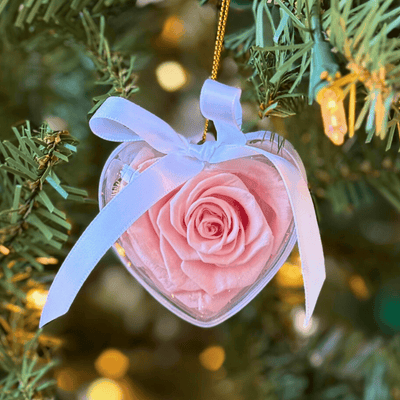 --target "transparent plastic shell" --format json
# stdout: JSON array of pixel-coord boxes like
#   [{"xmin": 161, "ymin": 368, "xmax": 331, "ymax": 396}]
[{"xmin": 99, "ymin": 133, "xmax": 306, "ymax": 327}]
